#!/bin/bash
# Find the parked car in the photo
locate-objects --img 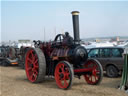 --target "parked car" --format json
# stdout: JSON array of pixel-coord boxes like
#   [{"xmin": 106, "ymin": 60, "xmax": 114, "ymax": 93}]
[{"xmin": 88, "ymin": 47, "xmax": 124, "ymax": 77}]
